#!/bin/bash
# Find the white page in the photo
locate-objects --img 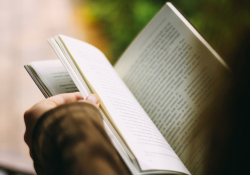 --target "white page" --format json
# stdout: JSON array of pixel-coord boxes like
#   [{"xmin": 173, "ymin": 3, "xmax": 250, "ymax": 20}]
[
  {"xmin": 115, "ymin": 3, "xmax": 228, "ymax": 175},
  {"xmin": 30, "ymin": 60, "xmax": 78, "ymax": 95},
  {"xmin": 58, "ymin": 35, "xmax": 190, "ymax": 174}
]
